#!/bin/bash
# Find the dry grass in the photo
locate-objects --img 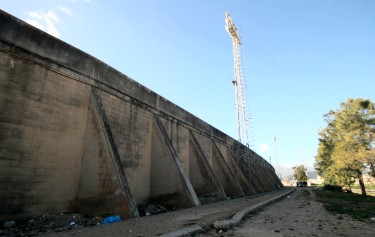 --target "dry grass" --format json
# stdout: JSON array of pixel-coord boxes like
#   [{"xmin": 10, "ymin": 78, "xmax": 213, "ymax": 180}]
[{"xmin": 313, "ymin": 188, "xmax": 375, "ymax": 221}]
